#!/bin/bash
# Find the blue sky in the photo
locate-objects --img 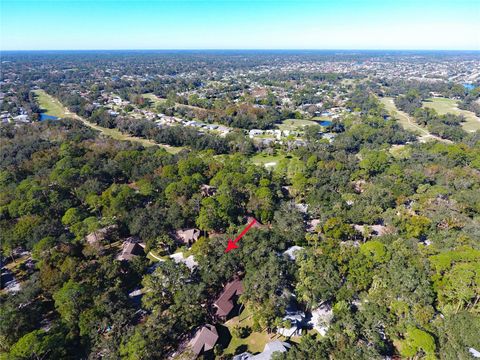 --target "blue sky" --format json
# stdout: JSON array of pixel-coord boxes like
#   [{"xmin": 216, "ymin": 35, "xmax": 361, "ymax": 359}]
[{"xmin": 1, "ymin": 0, "xmax": 479, "ymax": 50}]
